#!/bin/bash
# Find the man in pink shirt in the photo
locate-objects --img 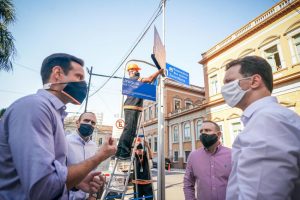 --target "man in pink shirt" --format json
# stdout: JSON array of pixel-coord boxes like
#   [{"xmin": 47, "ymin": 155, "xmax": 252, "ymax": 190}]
[{"xmin": 183, "ymin": 120, "xmax": 231, "ymax": 200}]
